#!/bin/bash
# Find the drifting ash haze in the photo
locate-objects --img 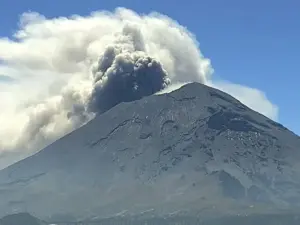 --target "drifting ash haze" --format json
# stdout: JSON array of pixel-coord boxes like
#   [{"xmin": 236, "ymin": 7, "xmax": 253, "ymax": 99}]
[{"xmin": 0, "ymin": 8, "xmax": 278, "ymax": 167}]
